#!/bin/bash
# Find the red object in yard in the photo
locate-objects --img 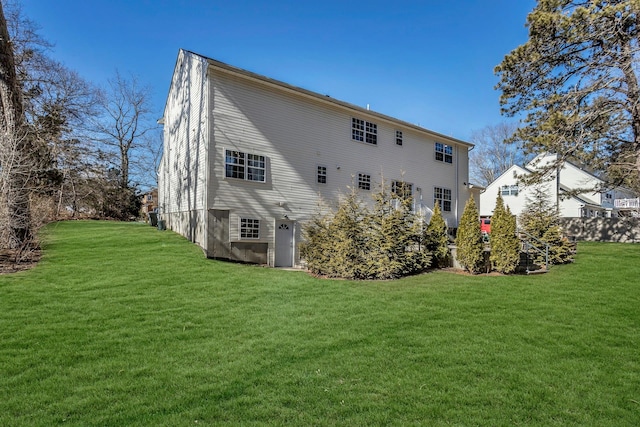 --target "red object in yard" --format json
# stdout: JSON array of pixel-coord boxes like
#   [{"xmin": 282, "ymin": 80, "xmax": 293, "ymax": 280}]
[{"xmin": 480, "ymin": 217, "xmax": 491, "ymax": 234}]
